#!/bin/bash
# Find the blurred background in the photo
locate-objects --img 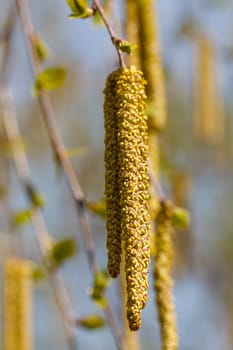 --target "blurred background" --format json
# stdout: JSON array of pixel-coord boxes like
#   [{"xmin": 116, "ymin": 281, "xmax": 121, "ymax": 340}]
[{"xmin": 1, "ymin": 0, "xmax": 233, "ymax": 349}]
